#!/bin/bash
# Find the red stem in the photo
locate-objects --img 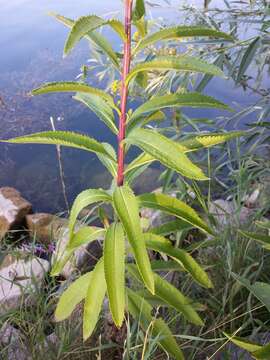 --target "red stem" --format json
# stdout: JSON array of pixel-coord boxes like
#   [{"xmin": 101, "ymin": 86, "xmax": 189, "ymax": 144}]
[{"xmin": 117, "ymin": 0, "xmax": 133, "ymax": 186}]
